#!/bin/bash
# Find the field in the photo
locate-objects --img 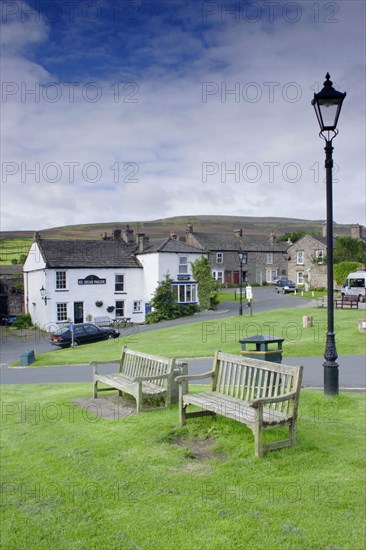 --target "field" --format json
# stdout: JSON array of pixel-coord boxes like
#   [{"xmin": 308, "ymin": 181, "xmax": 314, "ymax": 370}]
[
  {"xmin": 0, "ymin": 238, "xmax": 33, "ymax": 265},
  {"xmin": 1, "ymin": 383, "xmax": 365, "ymax": 549}
]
